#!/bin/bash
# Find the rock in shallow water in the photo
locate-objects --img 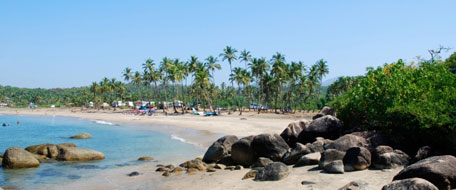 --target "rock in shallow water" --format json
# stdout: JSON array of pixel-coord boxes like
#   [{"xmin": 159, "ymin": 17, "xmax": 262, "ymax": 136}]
[
  {"xmin": 70, "ymin": 133, "xmax": 92, "ymax": 139},
  {"xmin": 127, "ymin": 171, "xmax": 140, "ymax": 177},
  {"xmin": 2, "ymin": 147, "xmax": 40, "ymax": 169},
  {"xmin": 138, "ymin": 156, "xmax": 154, "ymax": 161},
  {"xmin": 255, "ymin": 162, "xmax": 289, "ymax": 181},
  {"xmin": 56, "ymin": 146, "xmax": 105, "ymax": 161}
]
